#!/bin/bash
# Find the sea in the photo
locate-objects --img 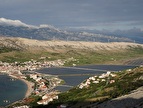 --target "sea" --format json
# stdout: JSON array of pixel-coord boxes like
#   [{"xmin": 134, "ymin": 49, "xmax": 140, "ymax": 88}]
[
  {"xmin": 0, "ymin": 65, "xmax": 137, "ymax": 107},
  {"xmin": 0, "ymin": 74, "xmax": 27, "ymax": 107}
]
